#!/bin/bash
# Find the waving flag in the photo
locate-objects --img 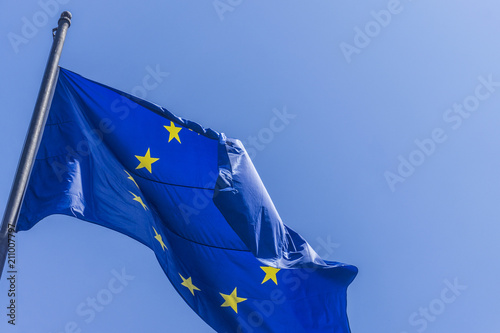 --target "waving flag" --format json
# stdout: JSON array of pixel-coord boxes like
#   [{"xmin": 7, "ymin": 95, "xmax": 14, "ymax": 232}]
[{"xmin": 17, "ymin": 68, "xmax": 357, "ymax": 332}]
